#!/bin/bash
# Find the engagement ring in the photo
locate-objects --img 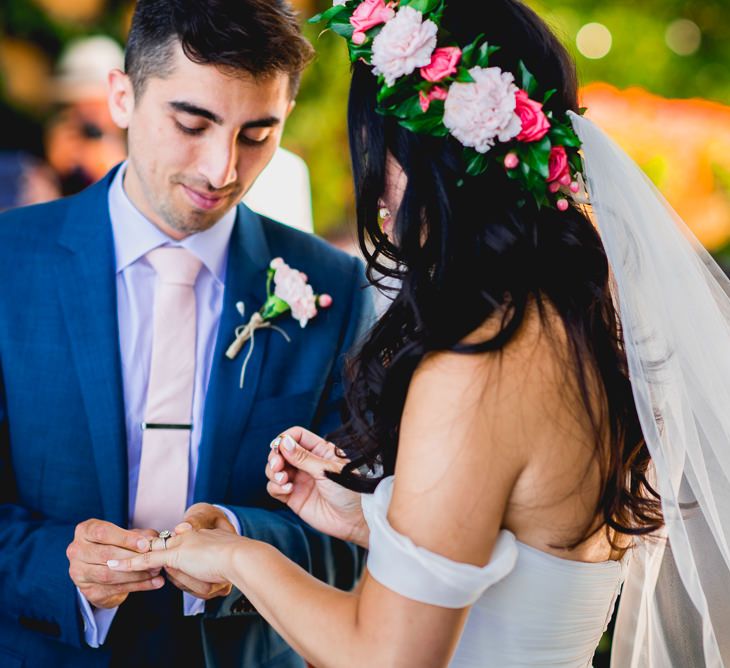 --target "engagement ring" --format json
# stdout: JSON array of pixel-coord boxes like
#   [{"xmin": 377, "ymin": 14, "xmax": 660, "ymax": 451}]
[{"xmin": 158, "ymin": 529, "xmax": 172, "ymax": 549}]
